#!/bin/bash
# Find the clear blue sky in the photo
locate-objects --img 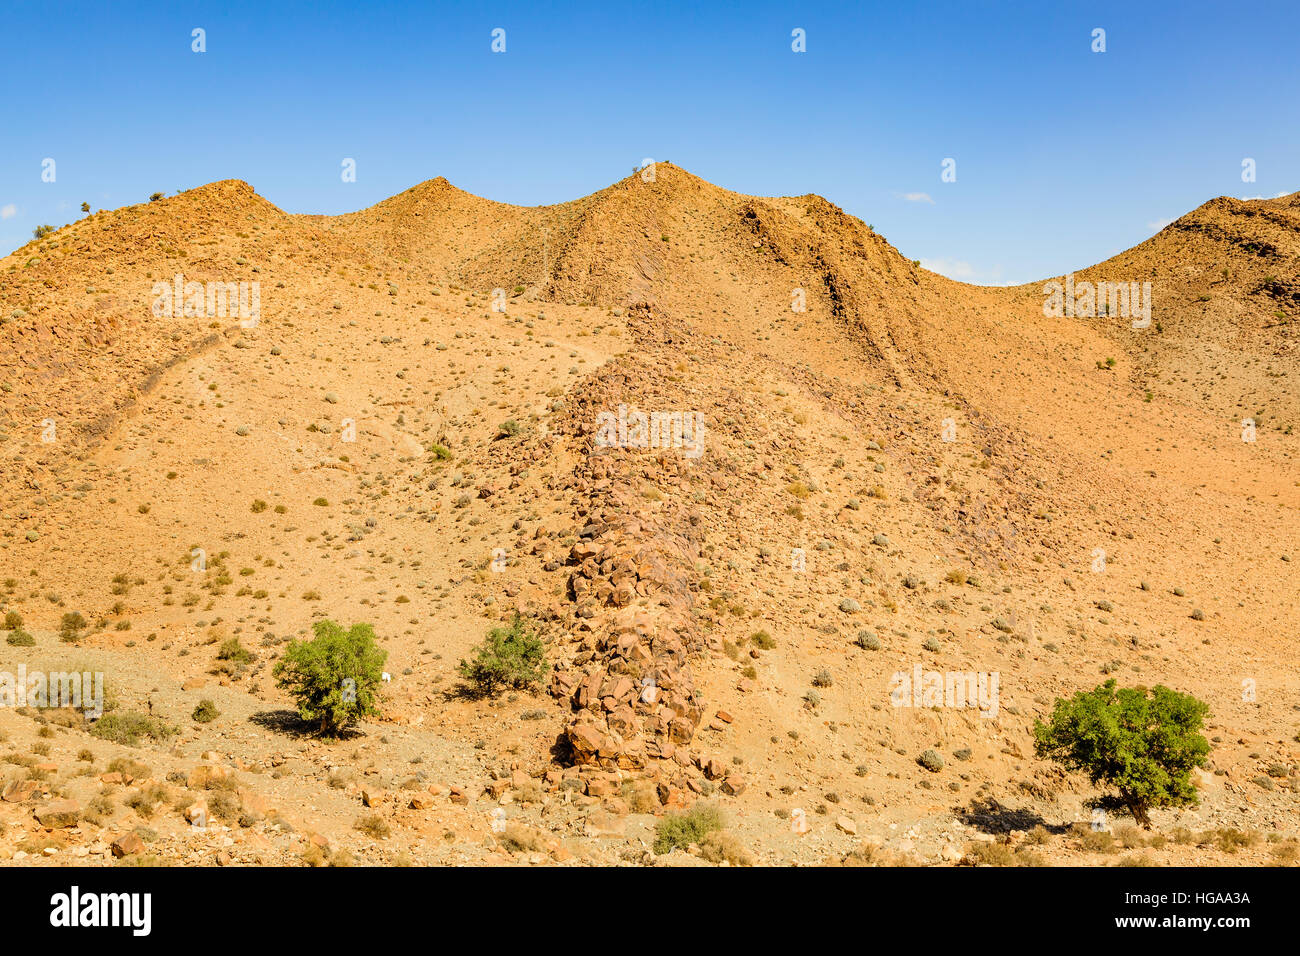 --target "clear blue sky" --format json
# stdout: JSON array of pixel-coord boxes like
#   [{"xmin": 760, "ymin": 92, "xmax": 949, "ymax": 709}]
[{"xmin": 2, "ymin": 0, "xmax": 1296, "ymax": 283}]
